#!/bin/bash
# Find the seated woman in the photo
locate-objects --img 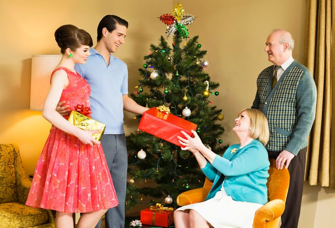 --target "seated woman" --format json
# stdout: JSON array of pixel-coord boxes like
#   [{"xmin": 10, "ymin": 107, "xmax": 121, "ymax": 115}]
[{"xmin": 175, "ymin": 108, "xmax": 270, "ymax": 228}]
